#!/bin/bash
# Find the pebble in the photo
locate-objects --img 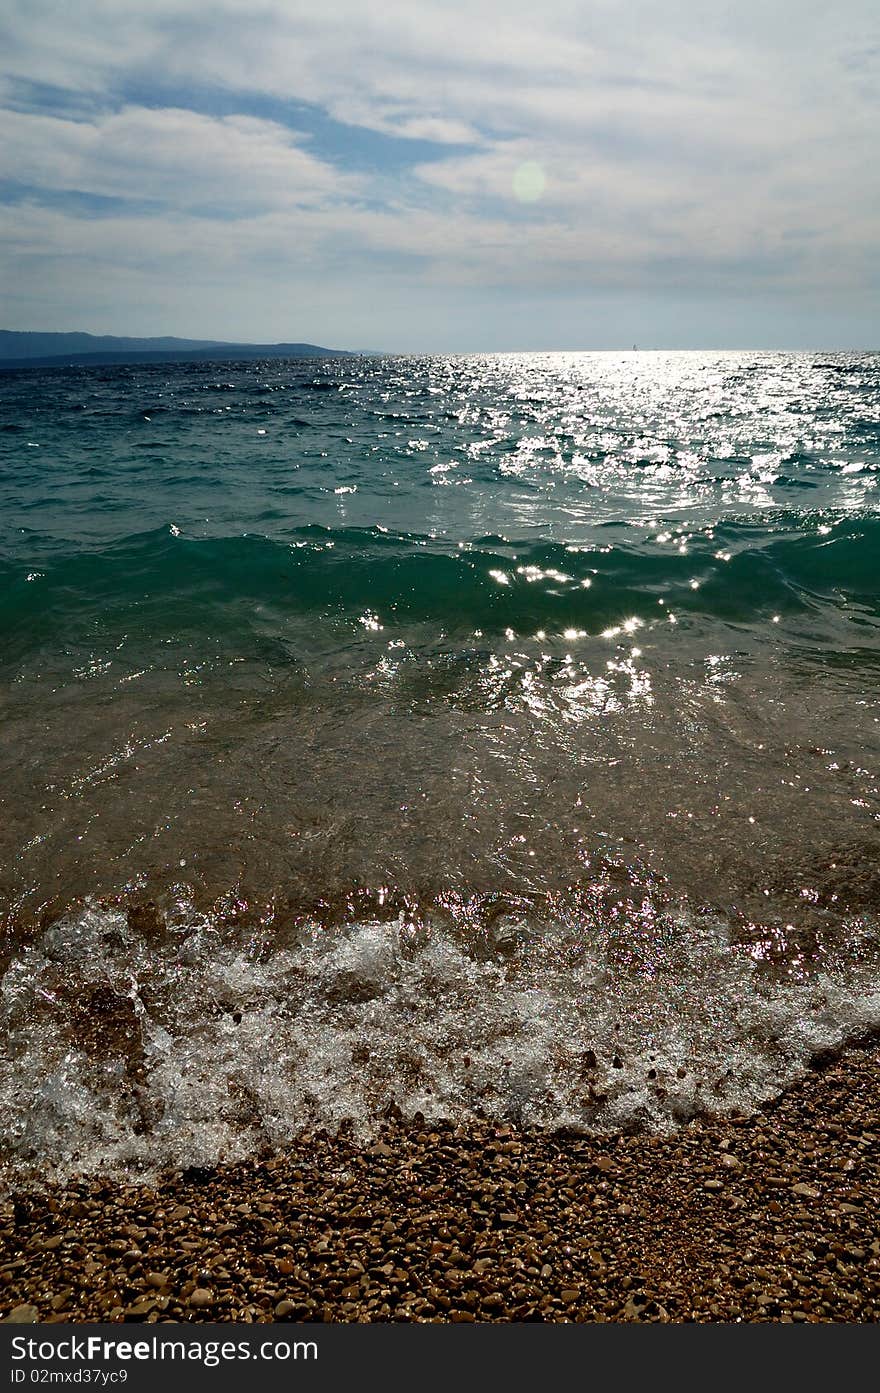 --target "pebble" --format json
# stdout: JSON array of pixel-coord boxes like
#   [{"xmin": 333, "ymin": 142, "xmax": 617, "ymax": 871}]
[
  {"xmin": 1, "ymin": 1048, "xmax": 878, "ymax": 1324},
  {"xmin": 1, "ymin": 1304, "xmax": 39, "ymax": 1323}
]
